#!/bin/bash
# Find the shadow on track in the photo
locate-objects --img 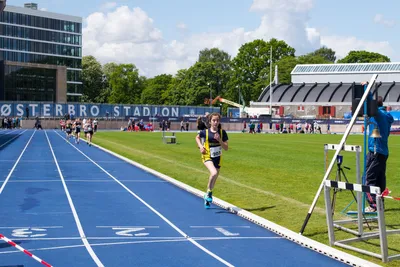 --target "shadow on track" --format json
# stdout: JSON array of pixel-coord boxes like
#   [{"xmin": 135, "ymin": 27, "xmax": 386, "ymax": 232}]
[{"xmin": 0, "ymin": 133, "xmax": 22, "ymax": 151}]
